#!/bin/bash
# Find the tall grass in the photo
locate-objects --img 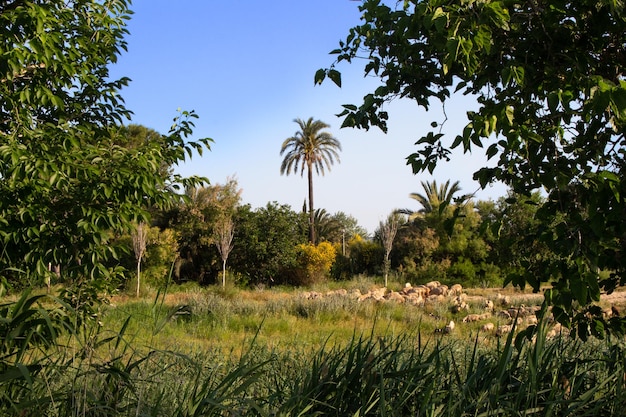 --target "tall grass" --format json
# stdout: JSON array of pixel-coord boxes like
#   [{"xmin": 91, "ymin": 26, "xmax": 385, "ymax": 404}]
[{"xmin": 2, "ymin": 282, "xmax": 626, "ymax": 416}]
